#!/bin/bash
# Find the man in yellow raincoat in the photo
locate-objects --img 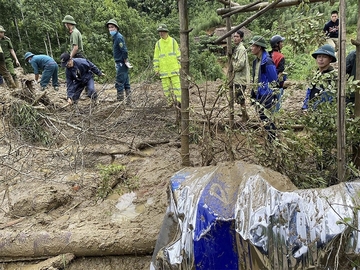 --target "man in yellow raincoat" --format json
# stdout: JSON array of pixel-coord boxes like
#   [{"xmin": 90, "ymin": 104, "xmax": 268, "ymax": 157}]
[{"xmin": 153, "ymin": 24, "xmax": 181, "ymax": 107}]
